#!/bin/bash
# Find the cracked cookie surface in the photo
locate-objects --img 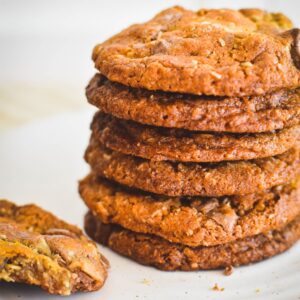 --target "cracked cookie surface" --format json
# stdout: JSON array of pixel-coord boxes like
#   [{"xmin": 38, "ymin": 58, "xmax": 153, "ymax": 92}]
[
  {"xmin": 0, "ymin": 200, "xmax": 108, "ymax": 295},
  {"xmin": 92, "ymin": 111, "xmax": 300, "ymax": 162},
  {"xmin": 92, "ymin": 7, "xmax": 300, "ymax": 96},
  {"xmin": 87, "ymin": 74, "xmax": 300, "ymax": 133},
  {"xmin": 85, "ymin": 138, "xmax": 300, "ymax": 196},
  {"xmin": 84, "ymin": 211, "xmax": 300, "ymax": 271},
  {"xmin": 79, "ymin": 174, "xmax": 300, "ymax": 247}
]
